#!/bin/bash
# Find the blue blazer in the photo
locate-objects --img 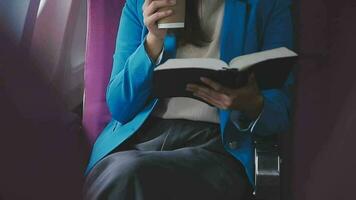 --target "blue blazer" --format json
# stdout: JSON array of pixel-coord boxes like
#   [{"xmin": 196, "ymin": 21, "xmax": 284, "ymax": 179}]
[{"xmin": 86, "ymin": 0, "xmax": 294, "ymax": 187}]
